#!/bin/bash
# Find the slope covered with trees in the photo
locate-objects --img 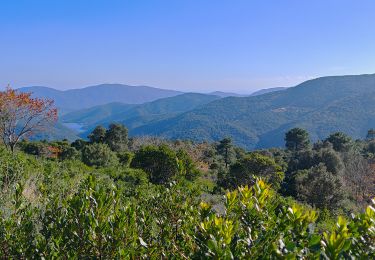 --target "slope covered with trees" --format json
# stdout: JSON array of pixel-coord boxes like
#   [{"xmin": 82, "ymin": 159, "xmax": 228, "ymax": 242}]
[
  {"xmin": 132, "ymin": 74, "xmax": 375, "ymax": 149},
  {"xmin": 62, "ymin": 93, "xmax": 221, "ymax": 136}
]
